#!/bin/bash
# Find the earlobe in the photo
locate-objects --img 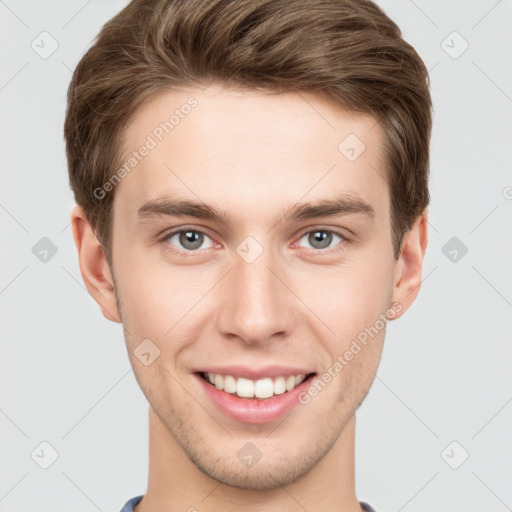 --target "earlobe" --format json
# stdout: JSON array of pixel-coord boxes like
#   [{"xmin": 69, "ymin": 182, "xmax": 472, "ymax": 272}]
[
  {"xmin": 70, "ymin": 205, "xmax": 121, "ymax": 323},
  {"xmin": 390, "ymin": 211, "xmax": 429, "ymax": 320}
]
